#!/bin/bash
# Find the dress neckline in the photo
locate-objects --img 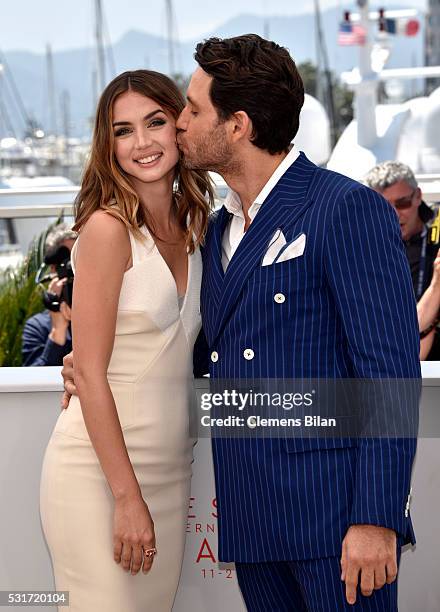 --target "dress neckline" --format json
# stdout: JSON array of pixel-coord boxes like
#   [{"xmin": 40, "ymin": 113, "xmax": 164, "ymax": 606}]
[{"xmin": 140, "ymin": 225, "xmax": 190, "ymax": 314}]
